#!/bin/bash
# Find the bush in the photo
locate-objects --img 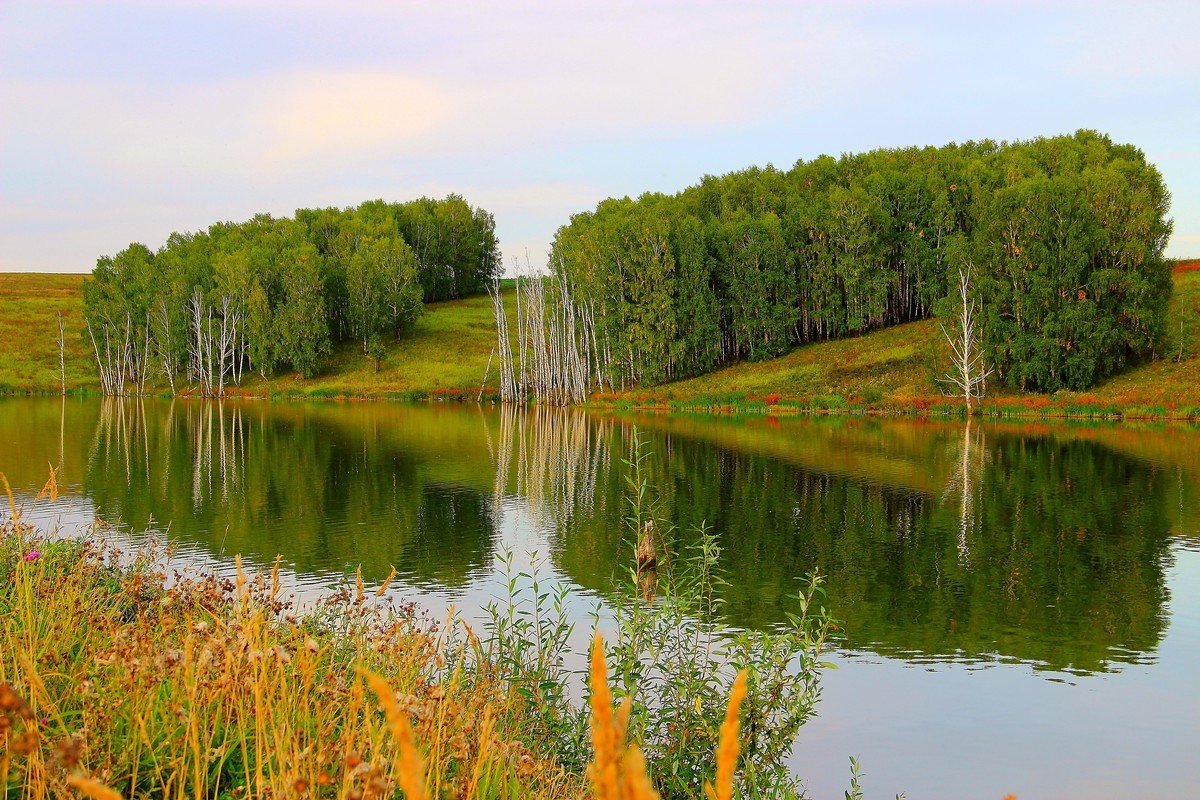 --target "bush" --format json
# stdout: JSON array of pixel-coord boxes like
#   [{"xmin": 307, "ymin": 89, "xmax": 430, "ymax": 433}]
[{"xmin": 479, "ymin": 435, "xmax": 833, "ymax": 799}]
